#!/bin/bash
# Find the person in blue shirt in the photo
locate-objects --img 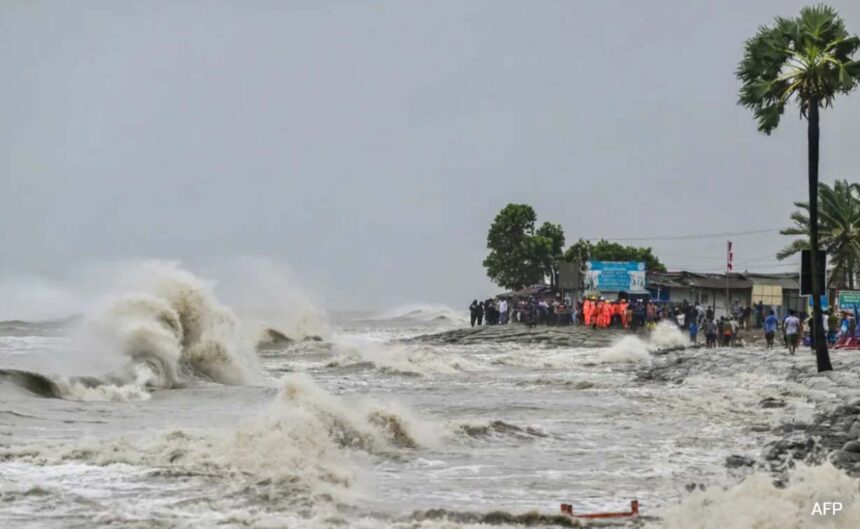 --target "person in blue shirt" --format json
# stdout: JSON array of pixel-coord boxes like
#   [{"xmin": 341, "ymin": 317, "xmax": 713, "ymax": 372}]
[
  {"xmin": 764, "ymin": 310, "xmax": 779, "ymax": 349},
  {"xmin": 688, "ymin": 319, "xmax": 699, "ymax": 344}
]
